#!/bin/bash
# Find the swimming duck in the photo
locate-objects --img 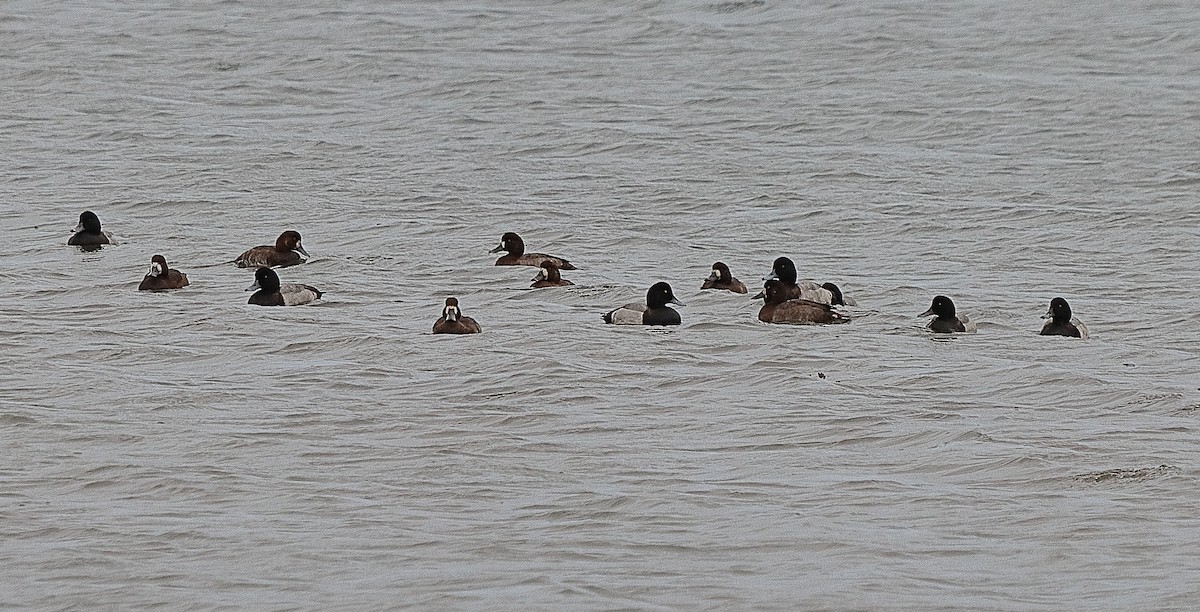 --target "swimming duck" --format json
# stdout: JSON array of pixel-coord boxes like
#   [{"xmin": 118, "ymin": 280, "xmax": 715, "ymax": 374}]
[
  {"xmin": 1040, "ymin": 297, "xmax": 1088, "ymax": 338},
  {"xmin": 531, "ymin": 261, "xmax": 574, "ymax": 288},
  {"xmin": 490, "ymin": 232, "xmax": 576, "ymax": 269},
  {"xmin": 757, "ymin": 280, "xmax": 850, "ymax": 325},
  {"xmin": 701, "ymin": 262, "xmax": 748, "ymax": 294},
  {"xmin": 603, "ymin": 282, "xmax": 682, "ymax": 326},
  {"xmin": 235, "ymin": 231, "xmax": 309, "ymax": 268},
  {"xmin": 138, "ymin": 255, "xmax": 190, "ymax": 290},
  {"xmin": 753, "ymin": 257, "xmax": 835, "ymax": 304},
  {"xmin": 246, "ymin": 267, "xmax": 322, "ymax": 306},
  {"xmin": 67, "ymin": 211, "xmax": 111, "ymax": 249},
  {"xmin": 433, "ymin": 297, "xmax": 482, "ymax": 334},
  {"xmin": 920, "ymin": 295, "xmax": 976, "ymax": 333}
]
